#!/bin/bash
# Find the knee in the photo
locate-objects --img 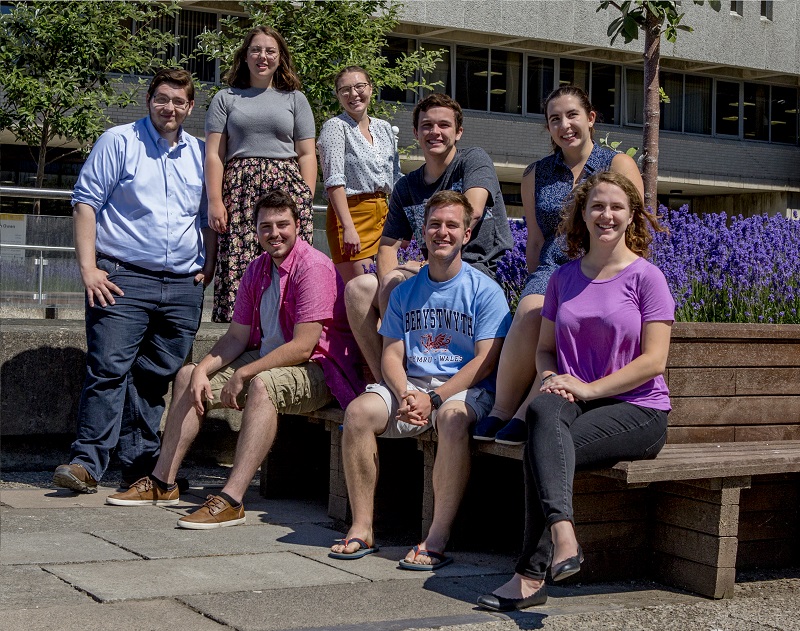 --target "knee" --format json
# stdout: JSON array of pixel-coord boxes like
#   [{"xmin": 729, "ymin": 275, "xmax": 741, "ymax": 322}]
[
  {"xmin": 345, "ymin": 274, "xmax": 378, "ymax": 314},
  {"xmin": 343, "ymin": 397, "xmax": 383, "ymax": 436},
  {"xmin": 378, "ymin": 270, "xmax": 404, "ymax": 301},
  {"xmin": 174, "ymin": 364, "xmax": 196, "ymax": 391},
  {"xmin": 246, "ymin": 376, "xmax": 272, "ymax": 407},
  {"xmin": 512, "ymin": 296, "xmax": 543, "ymax": 328},
  {"xmin": 435, "ymin": 408, "xmax": 471, "ymax": 444}
]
